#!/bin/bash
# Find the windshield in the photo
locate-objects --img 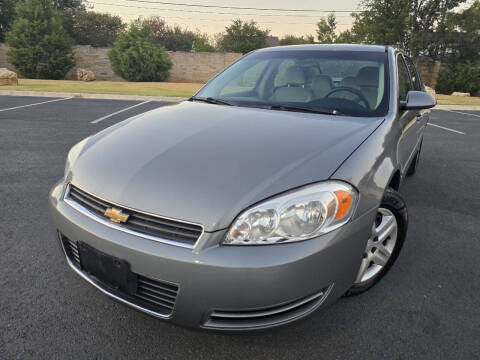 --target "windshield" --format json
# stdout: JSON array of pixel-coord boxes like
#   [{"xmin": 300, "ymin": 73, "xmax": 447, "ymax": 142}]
[{"xmin": 195, "ymin": 50, "xmax": 389, "ymax": 117}]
